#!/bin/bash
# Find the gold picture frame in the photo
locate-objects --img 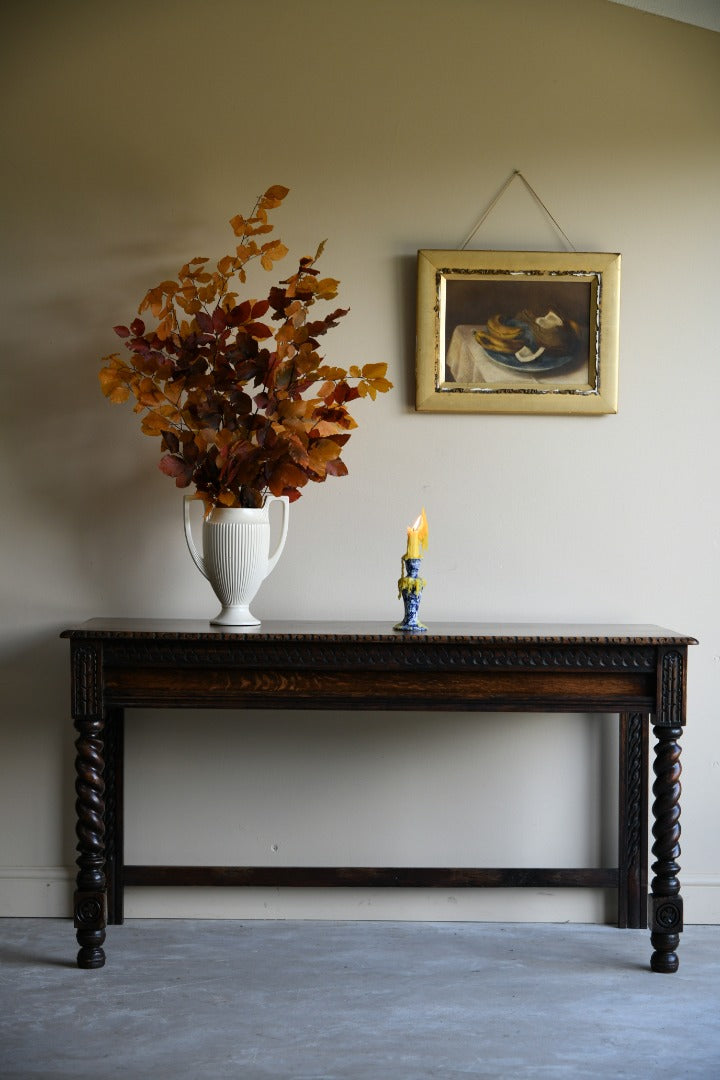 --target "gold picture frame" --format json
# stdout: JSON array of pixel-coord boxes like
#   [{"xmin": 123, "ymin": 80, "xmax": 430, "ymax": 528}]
[{"xmin": 415, "ymin": 250, "xmax": 620, "ymax": 414}]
